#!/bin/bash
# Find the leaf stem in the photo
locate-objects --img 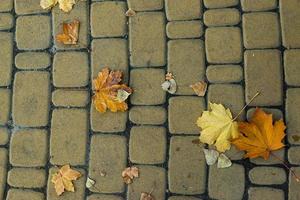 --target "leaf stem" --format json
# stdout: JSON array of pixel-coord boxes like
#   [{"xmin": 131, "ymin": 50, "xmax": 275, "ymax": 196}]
[
  {"xmin": 270, "ymin": 152, "xmax": 300, "ymax": 182},
  {"xmin": 232, "ymin": 92, "xmax": 260, "ymax": 121}
]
